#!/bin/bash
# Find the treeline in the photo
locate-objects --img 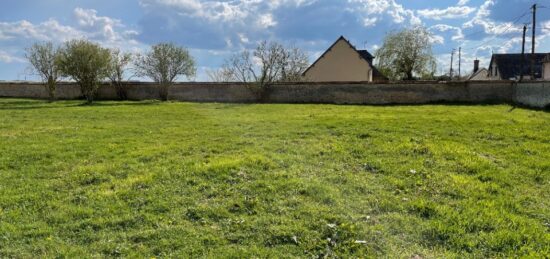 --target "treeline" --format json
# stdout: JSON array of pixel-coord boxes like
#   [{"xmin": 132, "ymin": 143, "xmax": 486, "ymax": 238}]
[
  {"xmin": 26, "ymin": 27, "xmax": 438, "ymax": 104},
  {"xmin": 26, "ymin": 40, "xmax": 195, "ymax": 103},
  {"xmin": 26, "ymin": 39, "xmax": 309, "ymax": 104}
]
